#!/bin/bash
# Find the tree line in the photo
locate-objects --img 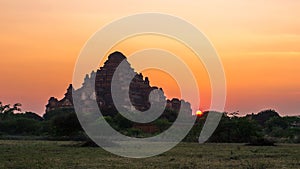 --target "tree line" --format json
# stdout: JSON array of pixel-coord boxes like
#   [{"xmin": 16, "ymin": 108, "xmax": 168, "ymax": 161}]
[{"xmin": 0, "ymin": 102, "xmax": 299, "ymax": 144}]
